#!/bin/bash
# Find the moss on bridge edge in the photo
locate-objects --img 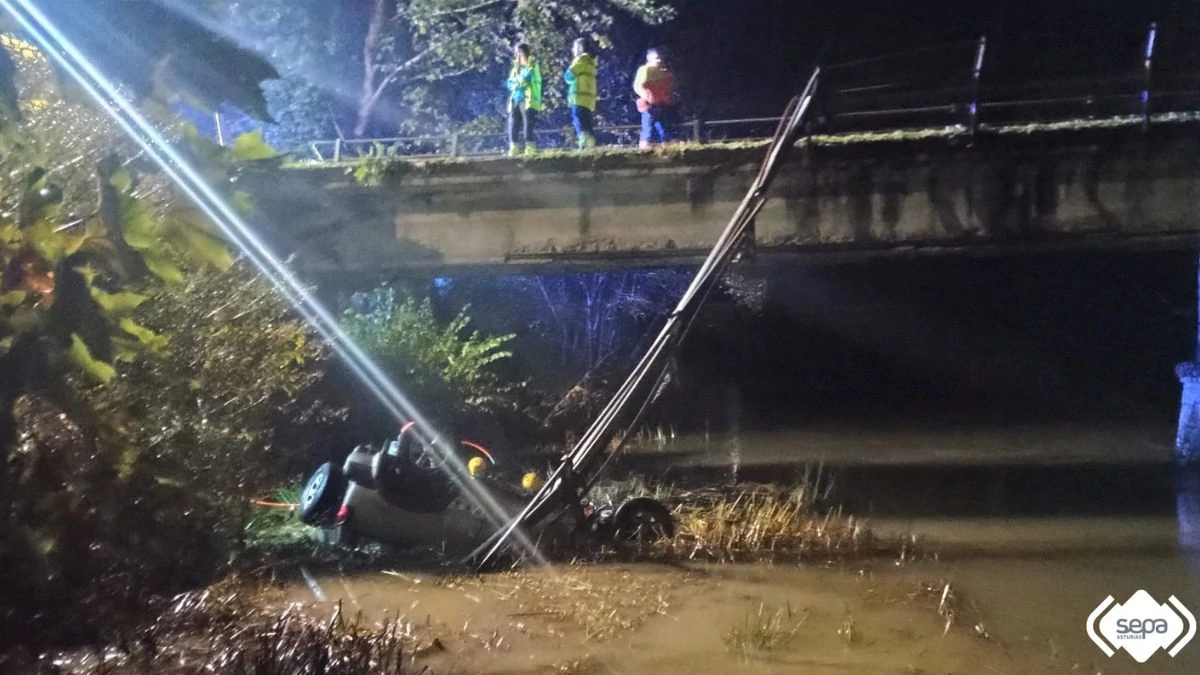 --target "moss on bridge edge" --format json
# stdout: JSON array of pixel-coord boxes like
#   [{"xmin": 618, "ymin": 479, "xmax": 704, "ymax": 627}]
[{"xmin": 282, "ymin": 112, "xmax": 1200, "ymax": 185}]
